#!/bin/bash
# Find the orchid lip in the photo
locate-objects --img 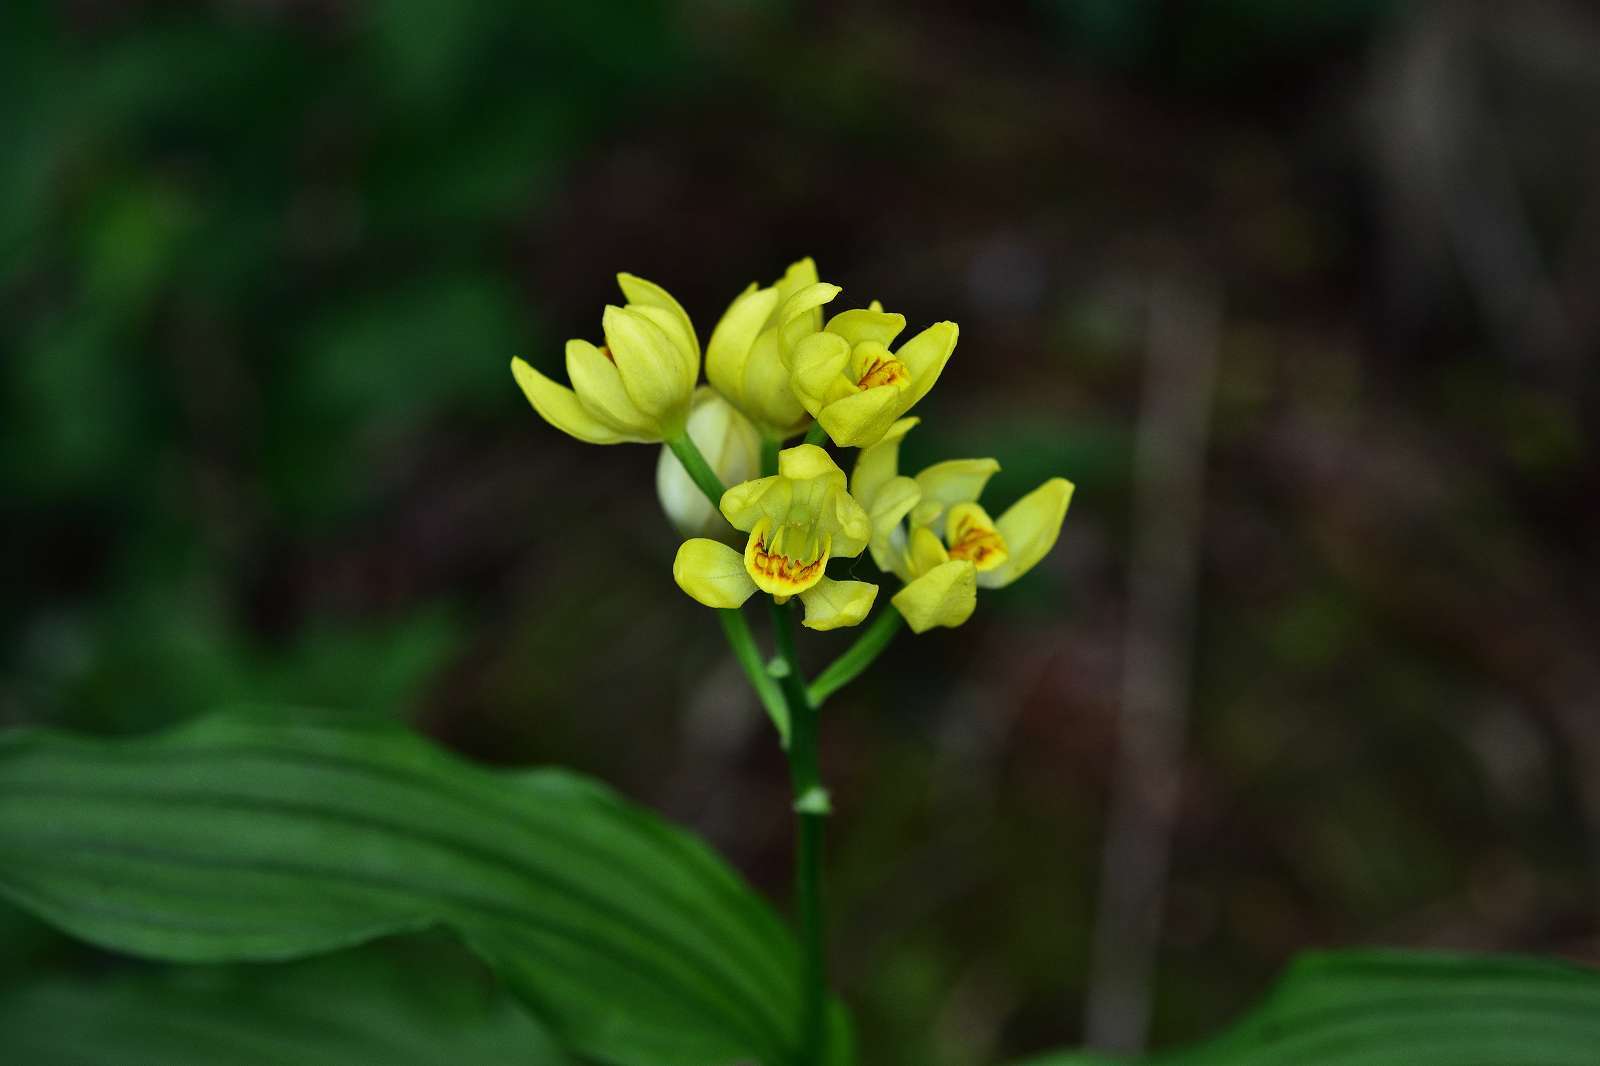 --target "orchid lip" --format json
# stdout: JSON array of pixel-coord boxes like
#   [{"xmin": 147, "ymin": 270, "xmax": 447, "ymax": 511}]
[
  {"xmin": 744, "ymin": 516, "xmax": 831, "ymax": 596},
  {"xmin": 856, "ymin": 353, "xmax": 909, "ymax": 390},
  {"xmin": 946, "ymin": 514, "xmax": 1008, "ymax": 572}
]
